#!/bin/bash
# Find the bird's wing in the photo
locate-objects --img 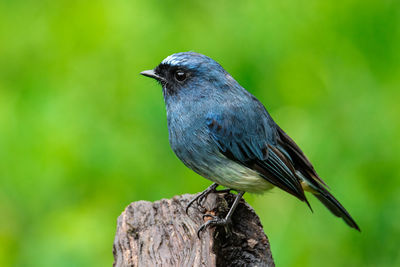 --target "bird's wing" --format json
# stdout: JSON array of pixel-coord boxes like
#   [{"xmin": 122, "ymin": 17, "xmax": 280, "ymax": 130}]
[{"xmin": 206, "ymin": 110, "xmax": 309, "ymax": 204}]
